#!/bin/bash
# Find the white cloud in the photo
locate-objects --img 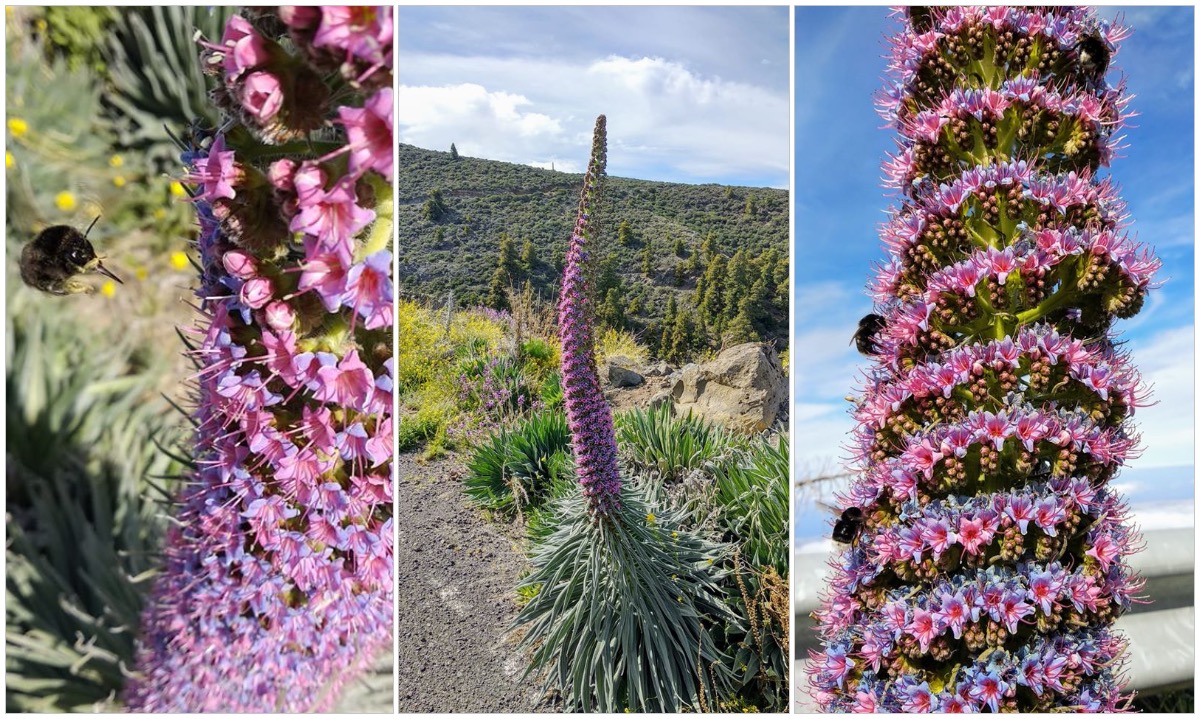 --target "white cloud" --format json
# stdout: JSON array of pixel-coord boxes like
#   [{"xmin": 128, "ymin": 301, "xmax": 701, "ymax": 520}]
[
  {"xmin": 397, "ymin": 53, "xmax": 788, "ymax": 186},
  {"xmin": 1127, "ymin": 325, "xmax": 1195, "ymax": 468},
  {"xmin": 1128, "ymin": 500, "xmax": 1195, "ymax": 530}
]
